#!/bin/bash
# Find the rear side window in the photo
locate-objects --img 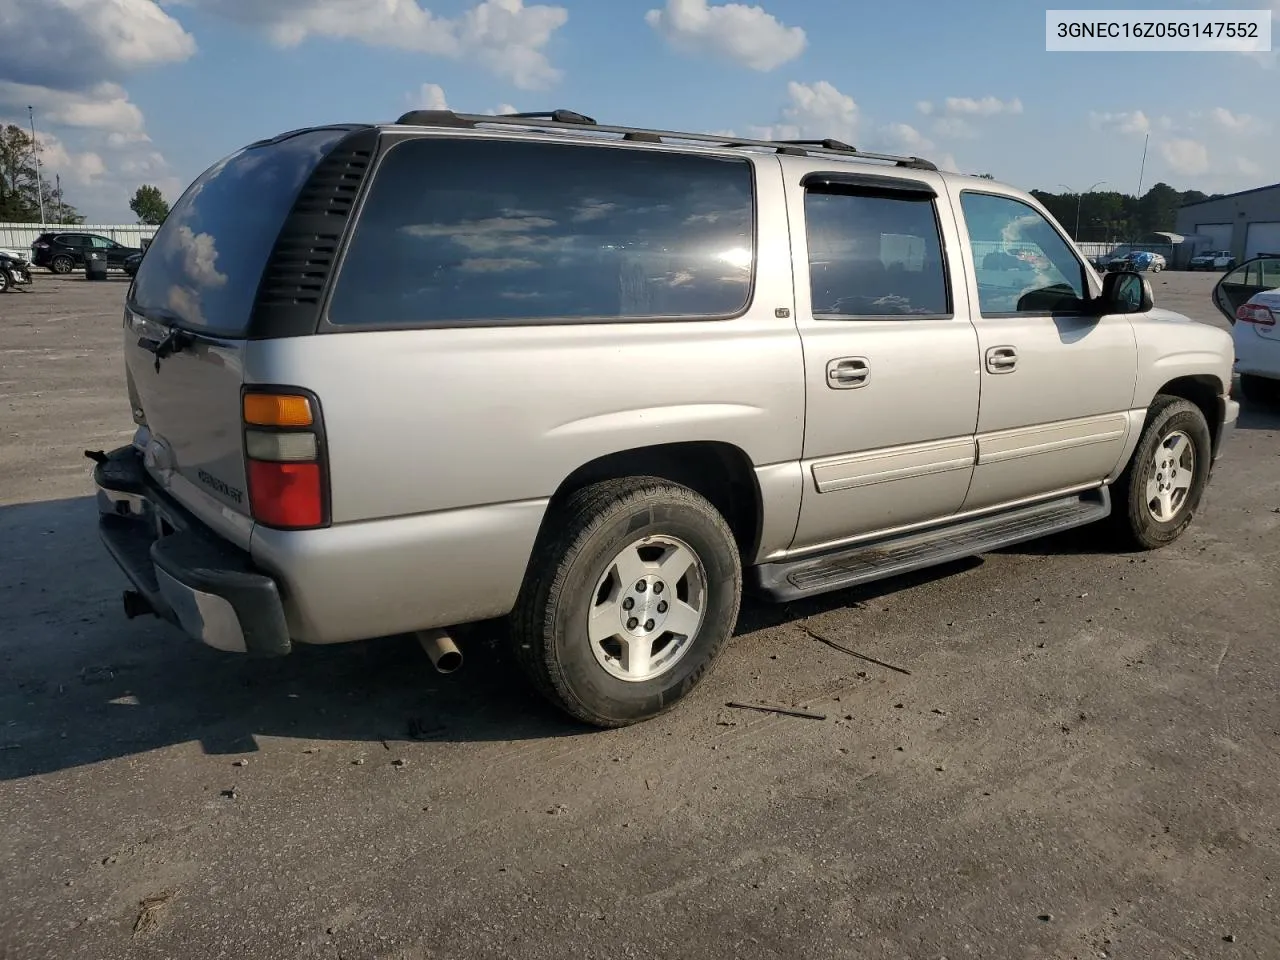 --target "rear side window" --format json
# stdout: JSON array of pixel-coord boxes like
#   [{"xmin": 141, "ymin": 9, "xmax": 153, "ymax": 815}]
[
  {"xmin": 131, "ymin": 128, "xmax": 350, "ymax": 335},
  {"xmin": 326, "ymin": 137, "xmax": 755, "ymax": 326},
  {"xmin": 803, "ymin": 186, "xmax": 950, "ymax": 319}
]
